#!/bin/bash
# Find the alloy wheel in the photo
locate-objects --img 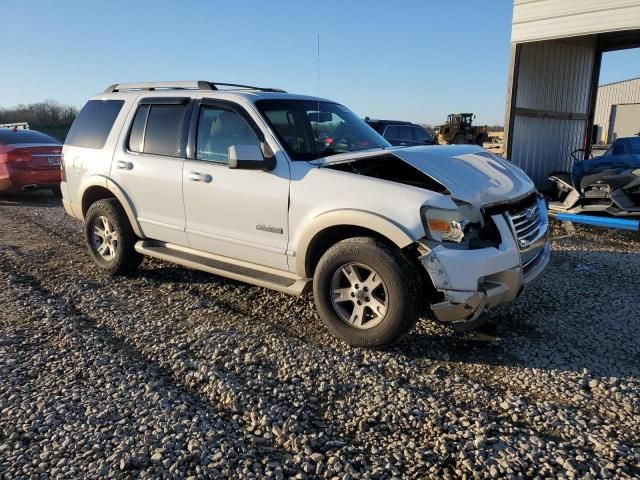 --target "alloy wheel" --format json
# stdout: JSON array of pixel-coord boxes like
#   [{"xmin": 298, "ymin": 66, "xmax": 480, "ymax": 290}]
[
  {"xmin": 92, "ymin": 215, "xmax": 118, "ymax": 261},
  {"xmin": 330, "ymin": 262, "xmax": 388, "ymax": 329}
]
